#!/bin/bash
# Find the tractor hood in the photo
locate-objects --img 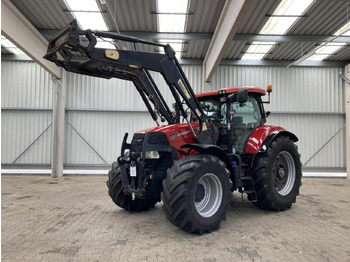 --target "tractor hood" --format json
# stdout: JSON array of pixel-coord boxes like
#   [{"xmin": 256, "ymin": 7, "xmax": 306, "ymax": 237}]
[{"xmin": 136, "ymin": 123, "xmax": 200, "ymax": 158}]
